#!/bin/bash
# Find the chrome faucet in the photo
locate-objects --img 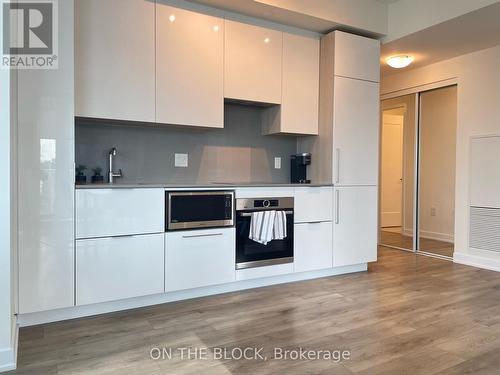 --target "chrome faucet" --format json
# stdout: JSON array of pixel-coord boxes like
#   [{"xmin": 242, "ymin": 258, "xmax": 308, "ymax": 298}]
[{"xmin": 108, "ymin": 147, "xmax": 122, "ymax": 184}]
